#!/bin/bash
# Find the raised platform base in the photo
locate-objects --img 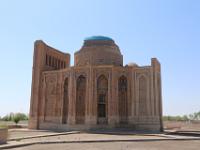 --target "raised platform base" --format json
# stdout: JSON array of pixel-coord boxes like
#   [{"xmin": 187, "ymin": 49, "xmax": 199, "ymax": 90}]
[{"xmin": 38, "ymin": 122, "xmax": 162, "ymax": 133}]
